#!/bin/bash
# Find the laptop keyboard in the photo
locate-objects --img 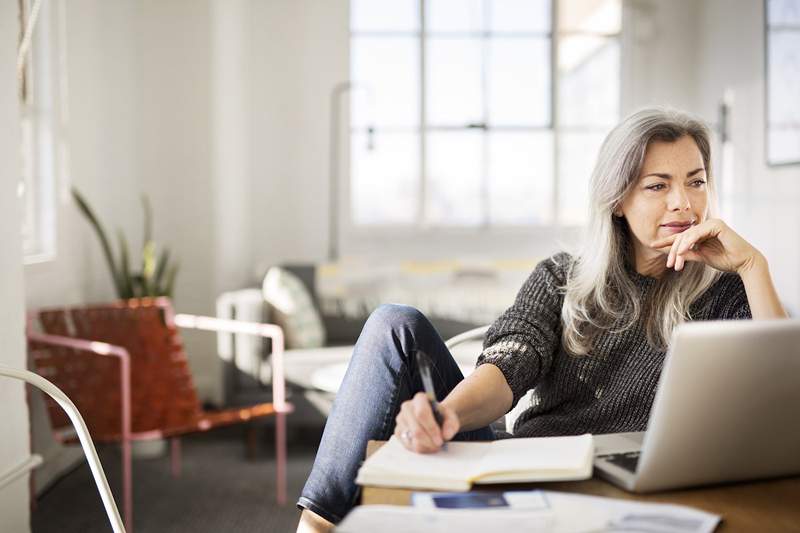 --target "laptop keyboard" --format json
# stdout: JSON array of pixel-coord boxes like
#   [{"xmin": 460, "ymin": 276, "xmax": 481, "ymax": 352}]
[{"xmin": 599, "ymin": 451, "xmax": 641, "ymax": 473}]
